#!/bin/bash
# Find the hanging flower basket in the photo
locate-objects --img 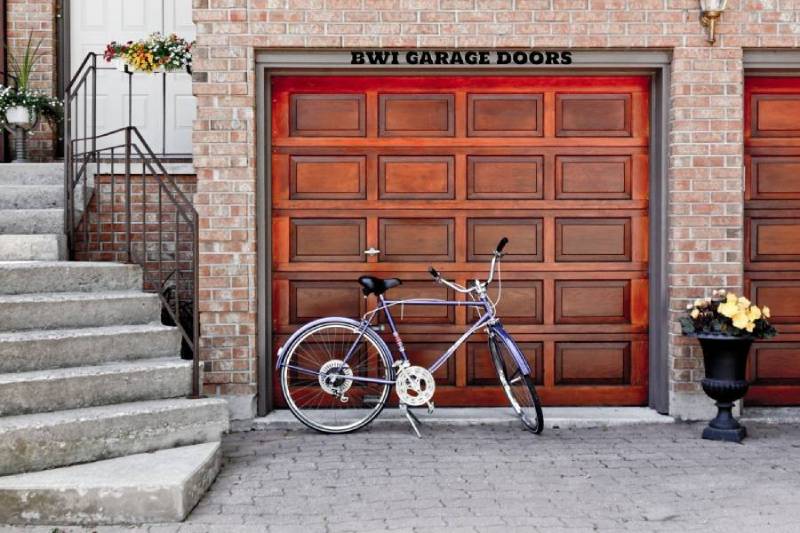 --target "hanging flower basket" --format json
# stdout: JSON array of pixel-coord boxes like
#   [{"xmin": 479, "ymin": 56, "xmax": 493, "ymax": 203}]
[
  {"xmin": 104, "ymin": 33, "xmax": 194, "ymax": 74},
  {"xmin": 4, "ymin": 105, "xmax": 35, "ymax": 128}
]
